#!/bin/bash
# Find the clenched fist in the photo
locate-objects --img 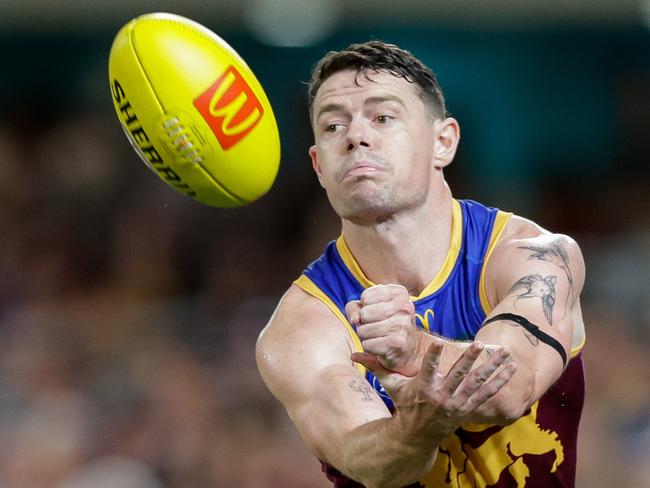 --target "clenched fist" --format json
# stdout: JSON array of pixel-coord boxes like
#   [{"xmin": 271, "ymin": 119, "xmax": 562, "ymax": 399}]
[{"xmin": 345, "ymin": 284, "xmax": 424, "ymax": 376}]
